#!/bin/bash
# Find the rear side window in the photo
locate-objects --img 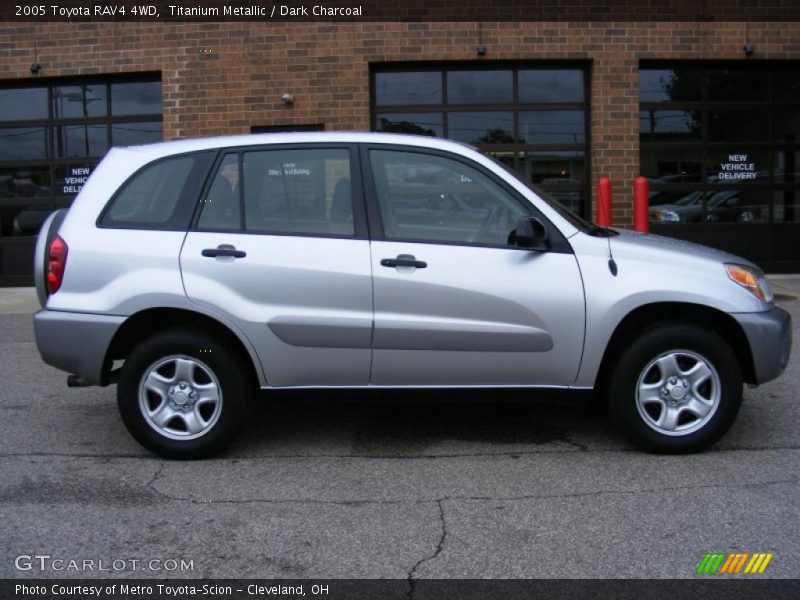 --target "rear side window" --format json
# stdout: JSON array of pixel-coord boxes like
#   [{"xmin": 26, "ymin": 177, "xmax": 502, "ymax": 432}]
[
  {"xmin": 99, "ymin": 152, "xmax": 213, "ymax": 229},
  {"xmin": 195, "ymin": 147, "xmax": 355, "ymax": 237},
  {"xmin": 244, "ymin": 148, "xmax": 354, "ymax": 236}
]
